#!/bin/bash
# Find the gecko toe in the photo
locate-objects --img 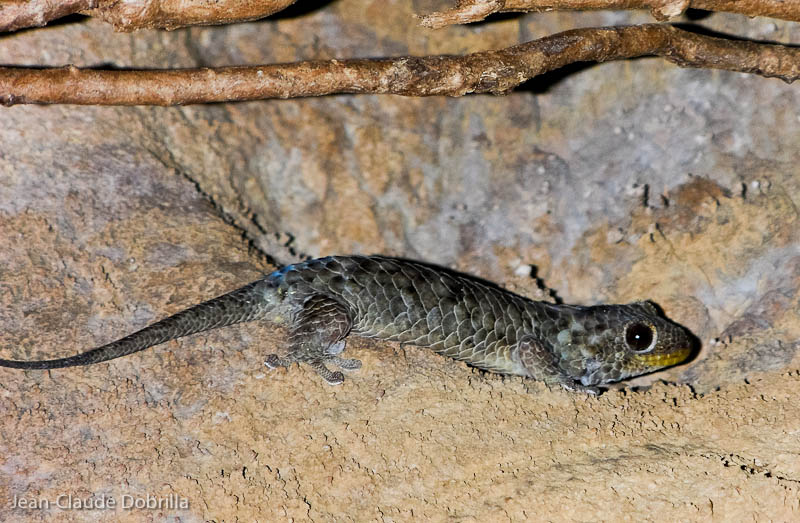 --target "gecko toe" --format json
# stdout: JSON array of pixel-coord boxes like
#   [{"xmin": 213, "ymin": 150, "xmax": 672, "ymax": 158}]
[
  {"xmin": 559, "ymin": 381, "xmax": 601, "ymax": 395},
  {"xmin": 326, "ymin": 371, "xmax": 345, "ymax": 385},
  {"xmin": 264, "ymin": 354, "xmax": 292, "ymax": 369},
  {"xmin": 327, "ymin": 356, "xmax": 362, "ymax": 371},
  {"xmin": 309, "ymin": 361, "xmax": 345, "ymax": 385}
]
